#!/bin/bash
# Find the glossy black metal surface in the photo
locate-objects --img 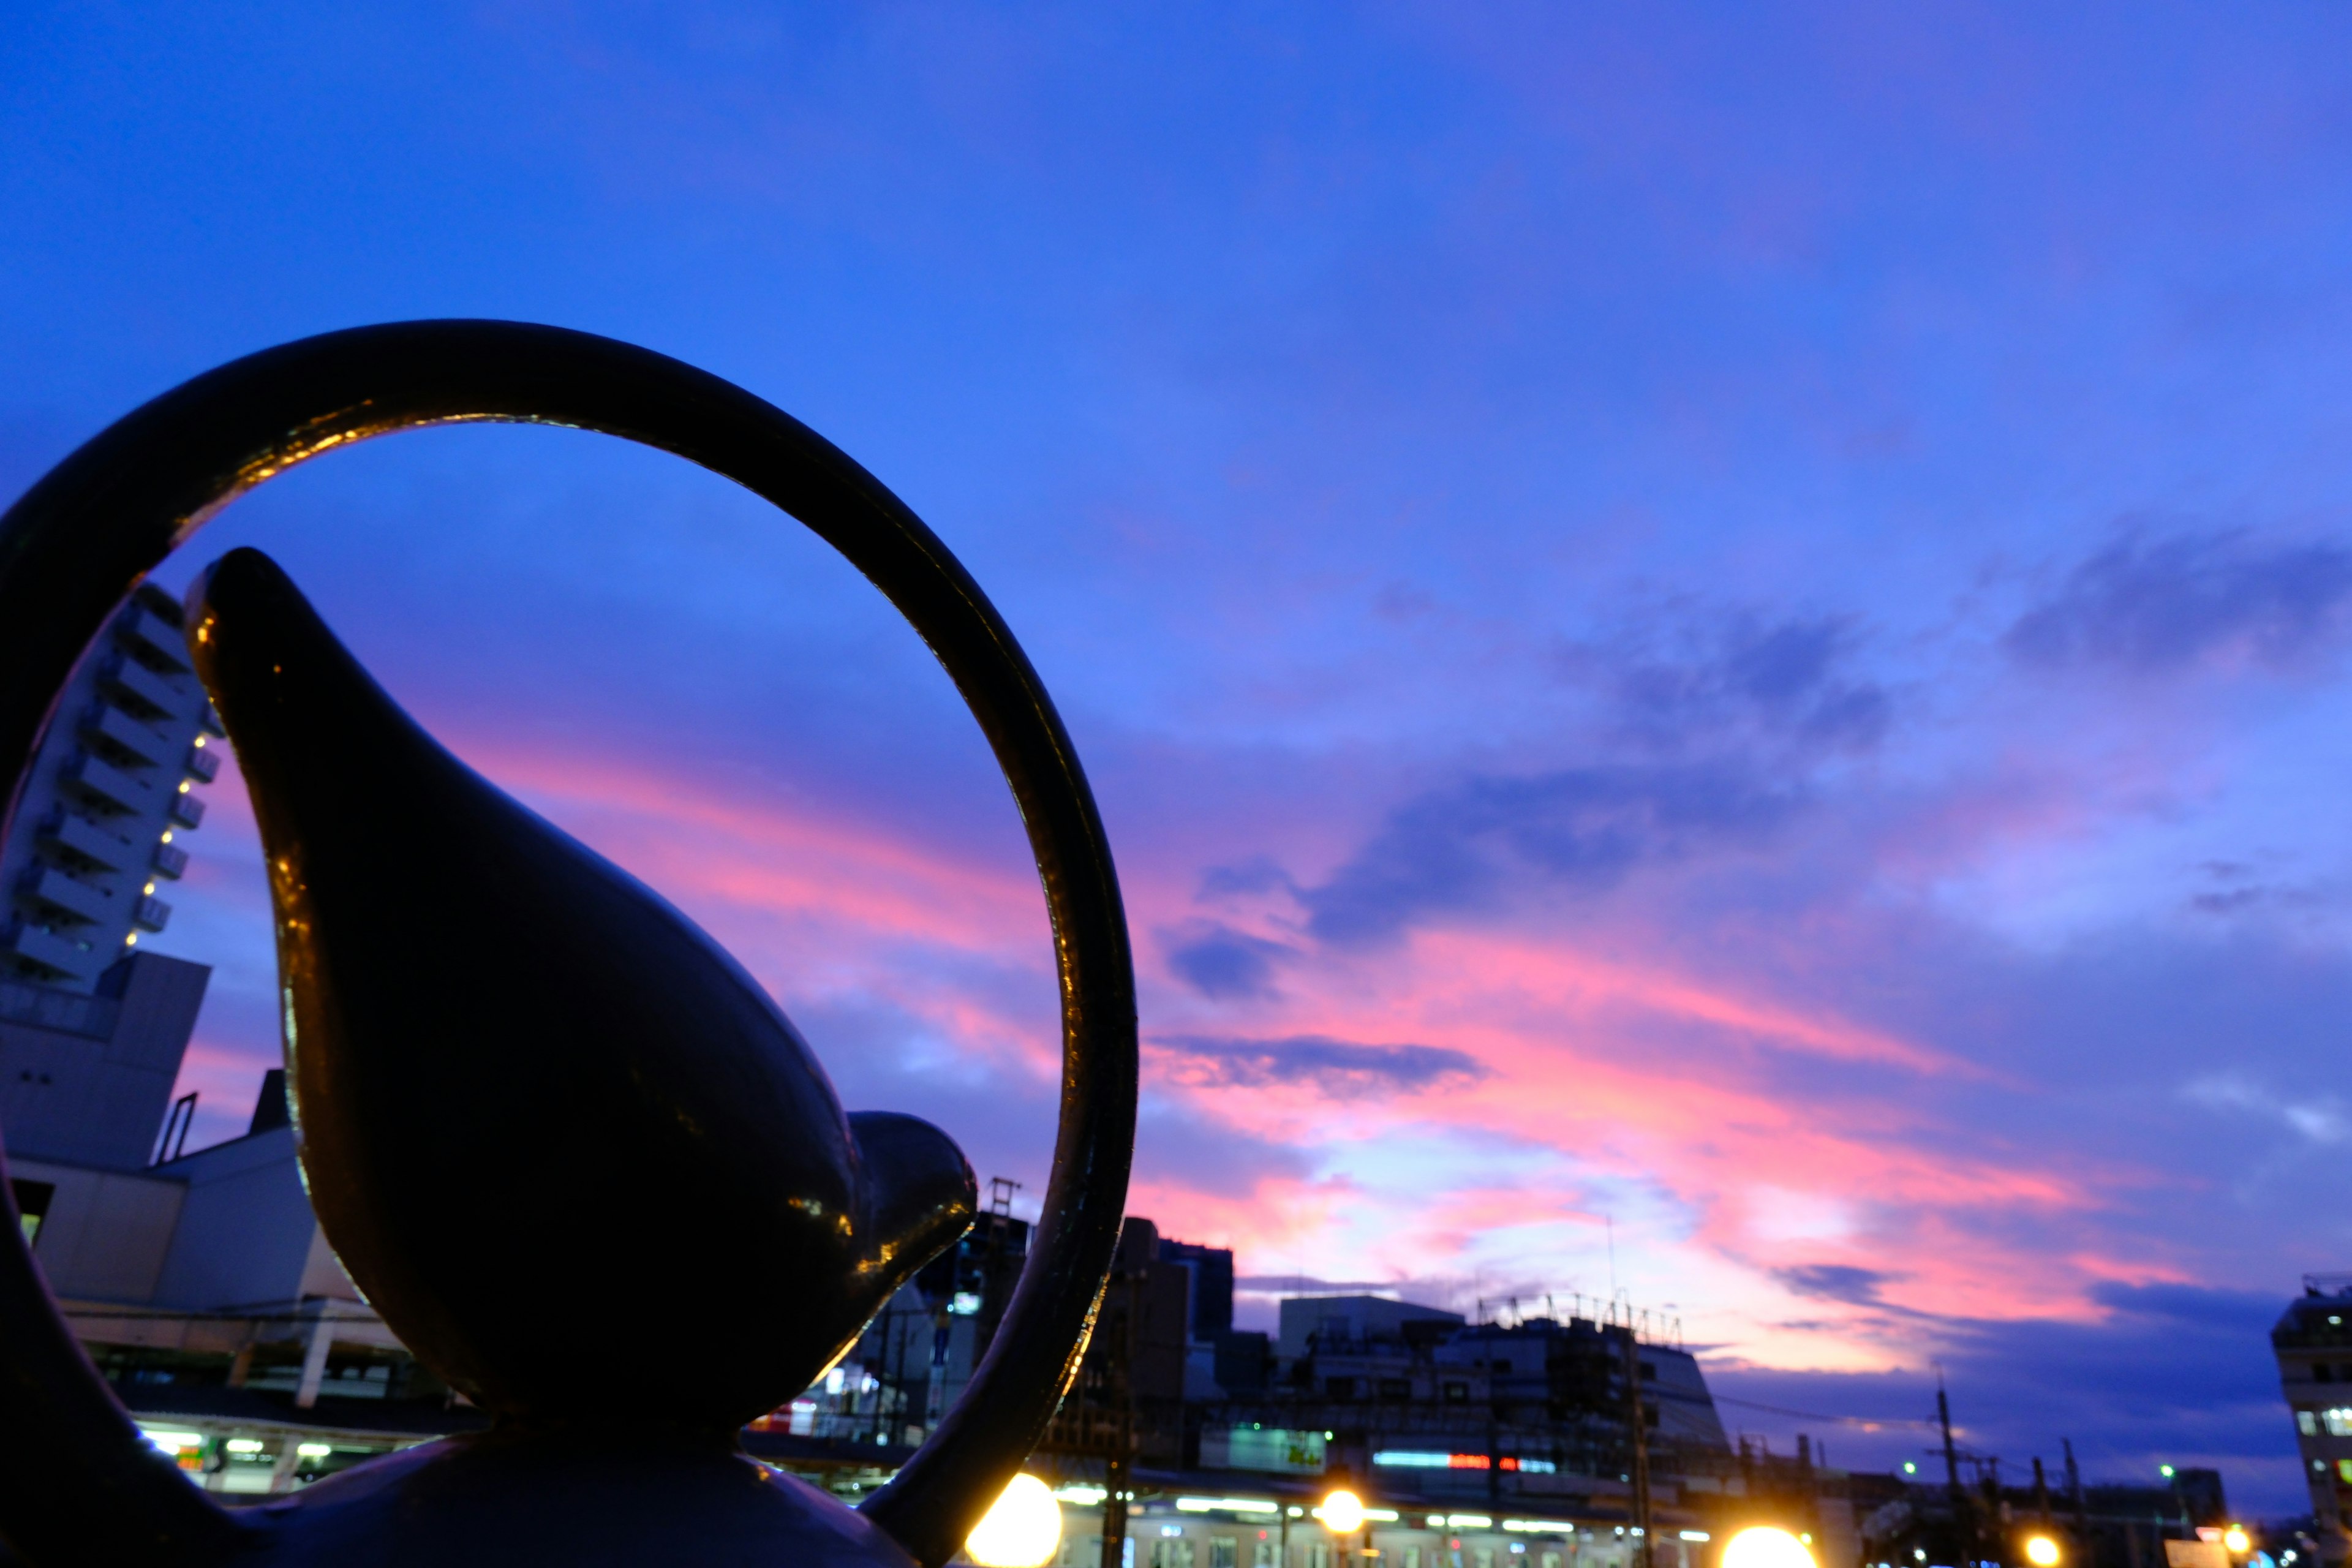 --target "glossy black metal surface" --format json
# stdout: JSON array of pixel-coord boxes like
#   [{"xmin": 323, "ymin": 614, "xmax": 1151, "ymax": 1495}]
[
  {"xmin": 239, "ymin": 1425, "xmax": 927, "ymax": 1567},
  {"xmin": 189, "ymin": 546, "xmax": 979, "ymax": 1425},
  {"xmin": 0, "ymin": 321, "xmax": 1140, "ymax": 1567}
]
